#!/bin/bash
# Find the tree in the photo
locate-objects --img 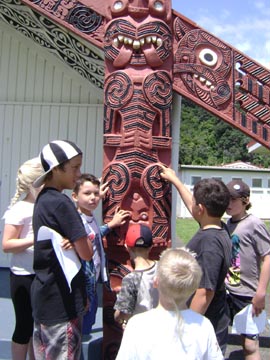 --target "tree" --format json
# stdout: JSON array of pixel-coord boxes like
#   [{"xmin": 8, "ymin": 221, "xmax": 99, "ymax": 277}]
[{"xmin": 179, "ymin": 98, "xmax": 270, "ymax": 167}]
